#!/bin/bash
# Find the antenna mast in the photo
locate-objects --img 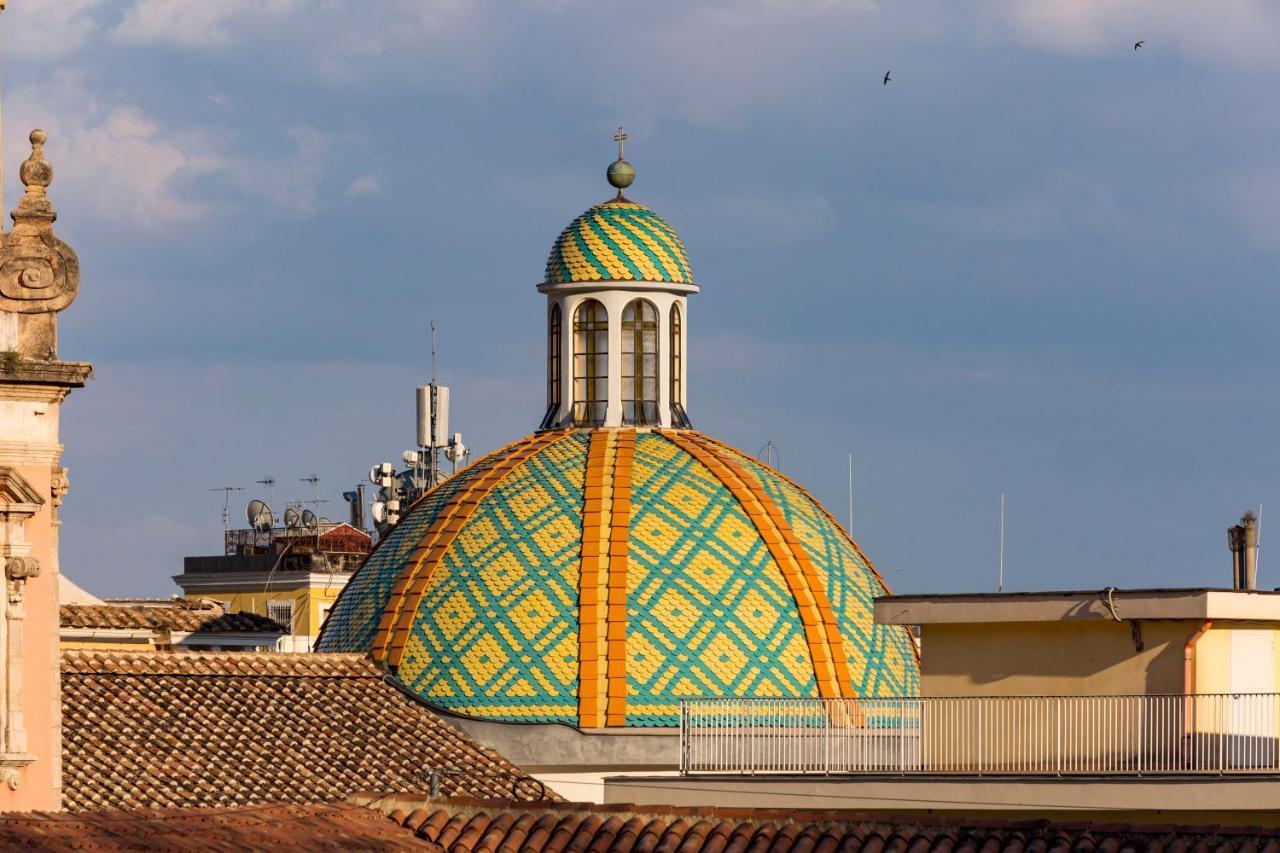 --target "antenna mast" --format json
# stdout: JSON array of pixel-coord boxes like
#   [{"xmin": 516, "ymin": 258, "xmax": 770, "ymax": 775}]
[
  {"xmin": 209, "ymin": 486, "xmax": 244, "ymax": 532},
  {"xmin": 428, "ymin": 320, "xmax": 440, "ymax": 490},
  {"xmin": 256, "ymin": 476, "xmax": 276, "ymax": 512},
  {"xmin": 998, "ymin": 492, "xmax": 1006, "ymax": 593},
  {"xmin": 847, "ymin": 452, "xmax": 854, "ymax": 534}
]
